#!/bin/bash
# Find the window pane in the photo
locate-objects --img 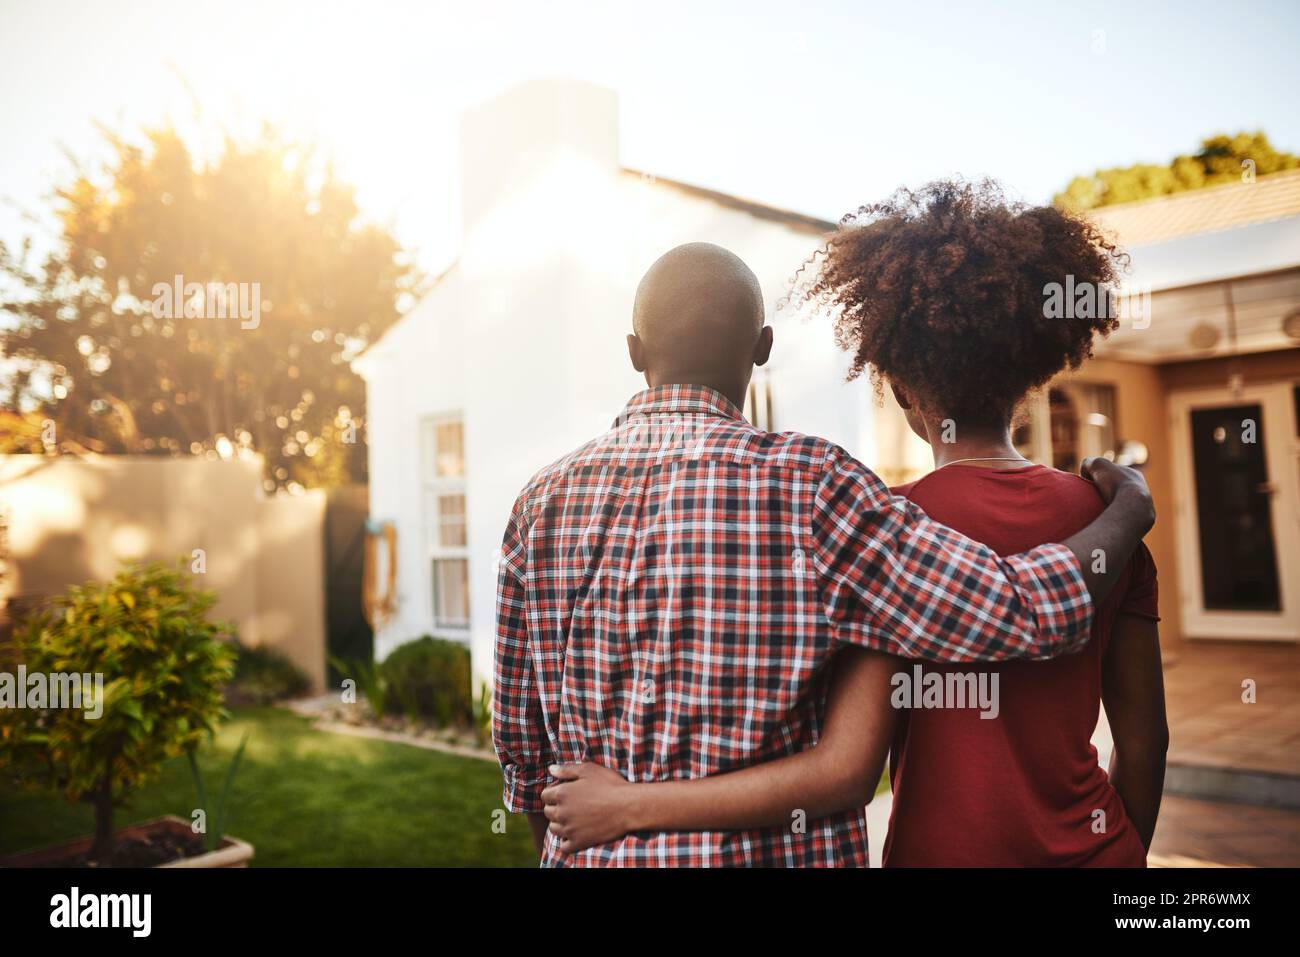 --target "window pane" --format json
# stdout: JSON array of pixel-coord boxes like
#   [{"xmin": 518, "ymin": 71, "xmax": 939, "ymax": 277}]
[
  {"xmin": 1075, "ymin": 383, "xmax": 1117, "ymax": 461},
  {"xmin": 1190, "ymin": 404, "xmax": 1281, "ymax": 611},
  {"xmin": 435, "ymin": 421, "xmax": 465, "ymax": 477},
  {"xmin": 1048, "ymin": 388, "xmax": 1078, "ymax": 471},
  {"xmin": 432, "ymin": 558, "xmax": 470, "ymax": 627},
  {"xmin": 437, "ymin": 494, "xmax": 466, "ymax": 547},
  {"xmin": 1048, "ymin": 383, "xmax": 1117, "ymax": 472}
]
